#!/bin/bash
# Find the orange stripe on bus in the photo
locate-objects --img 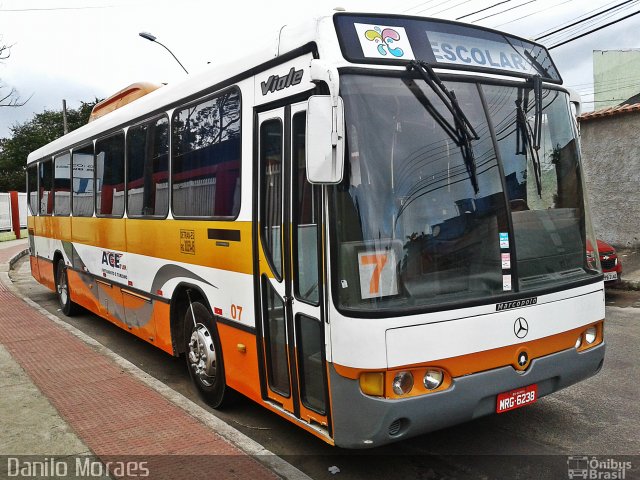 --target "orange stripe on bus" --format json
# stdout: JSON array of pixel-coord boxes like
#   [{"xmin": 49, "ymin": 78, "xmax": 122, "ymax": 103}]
[
  {"xmin": 333, "ymin": 321, "xmax": 605, "ymax": 380},
  {"xmin": 31, "ymin": 217, "xmax": 256, "ymax": 275}
]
